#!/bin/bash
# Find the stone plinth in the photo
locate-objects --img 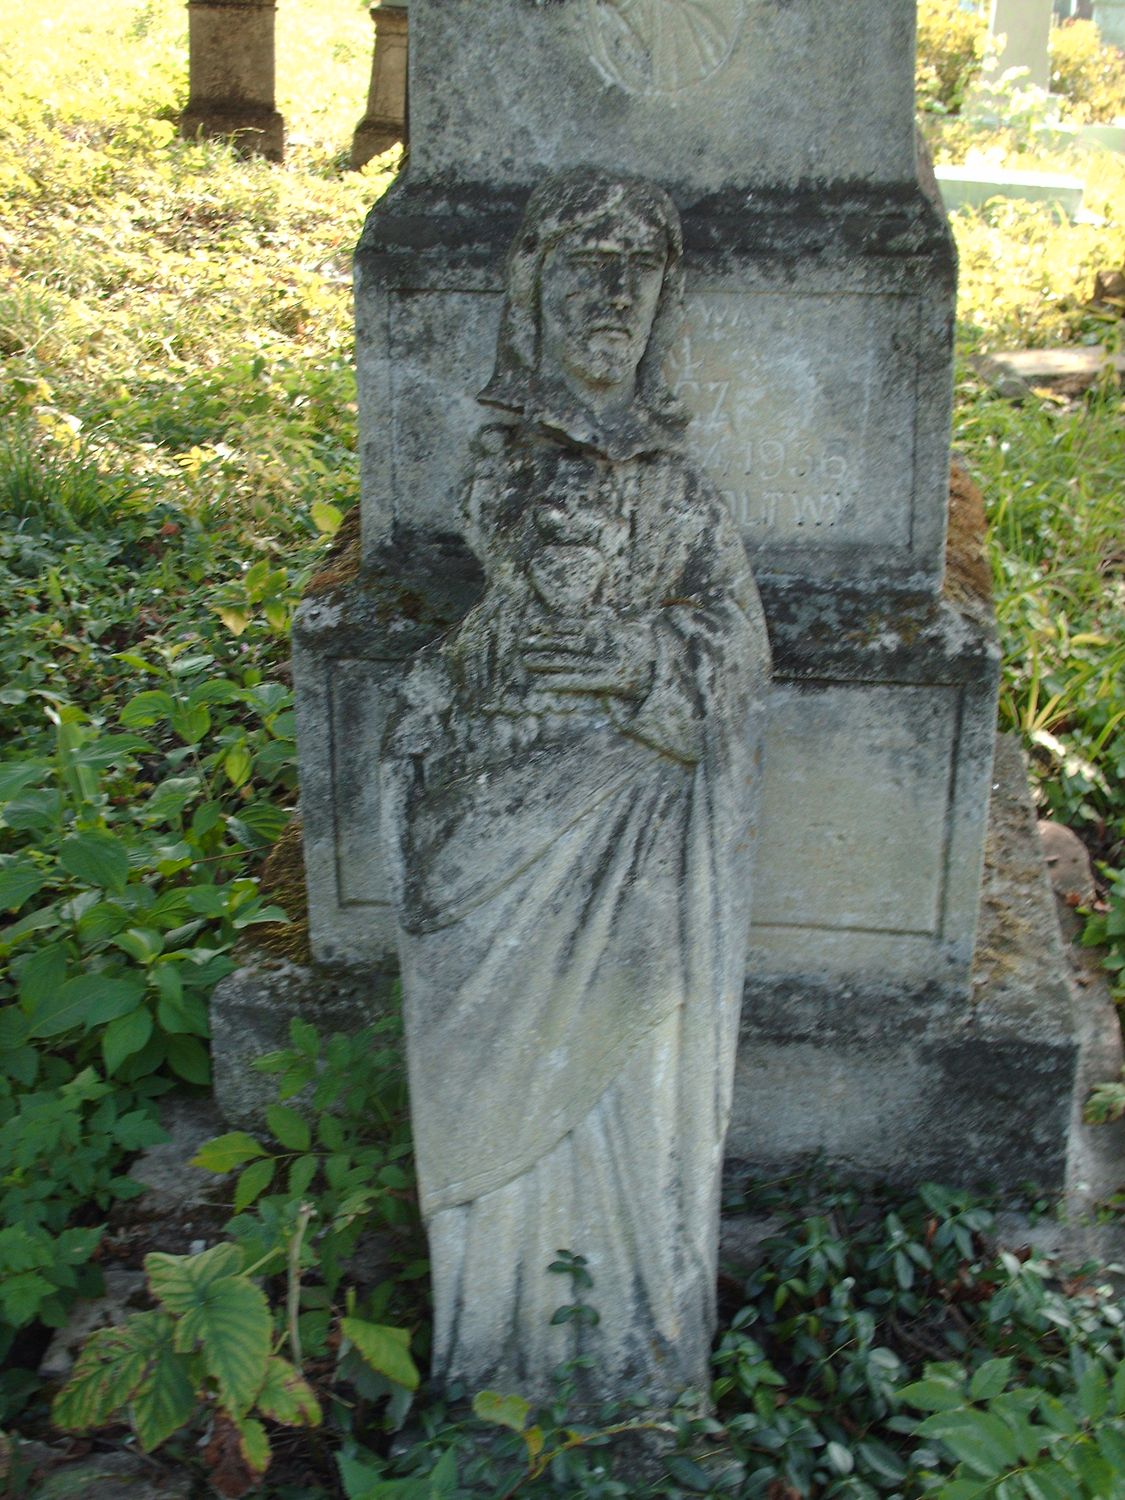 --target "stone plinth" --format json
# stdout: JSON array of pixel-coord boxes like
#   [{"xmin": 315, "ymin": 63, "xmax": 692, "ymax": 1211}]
[
  {"xmin": 292, "ymin": 505, "xmax": 999, "ymax": 998},
  {"xmin": 180, "ymin": 0, "xmax": 284, "ymax": 162},
  {"xmin": 351, "ymin": 3, "xmax": 409, "ymax": 170}
]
